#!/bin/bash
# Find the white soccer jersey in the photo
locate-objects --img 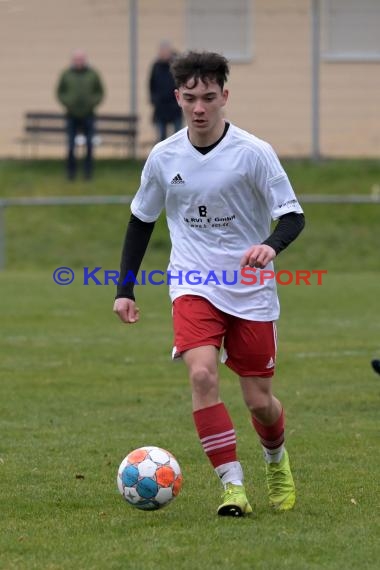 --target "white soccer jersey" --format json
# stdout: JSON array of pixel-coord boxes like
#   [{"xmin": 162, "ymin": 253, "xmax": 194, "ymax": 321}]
[{"xmin": 131, "ymin": 123, "xmax": 303, "ymax": 321}]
